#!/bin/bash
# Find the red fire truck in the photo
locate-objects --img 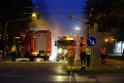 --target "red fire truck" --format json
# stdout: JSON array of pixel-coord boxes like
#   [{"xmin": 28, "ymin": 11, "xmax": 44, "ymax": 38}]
[{"xmin": 25, "ymin": 29, "xmax": 52, "ymax": 61}]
